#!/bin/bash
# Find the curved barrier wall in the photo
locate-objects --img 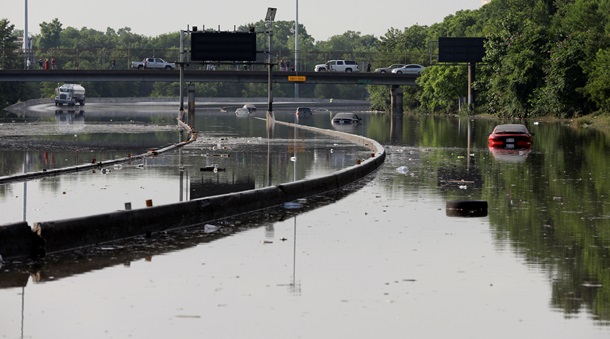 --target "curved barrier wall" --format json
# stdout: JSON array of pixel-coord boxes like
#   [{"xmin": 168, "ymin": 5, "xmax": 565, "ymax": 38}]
[{"xmin": 0, "ymin": 120, "xmax": 385, "ymax": 260}]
